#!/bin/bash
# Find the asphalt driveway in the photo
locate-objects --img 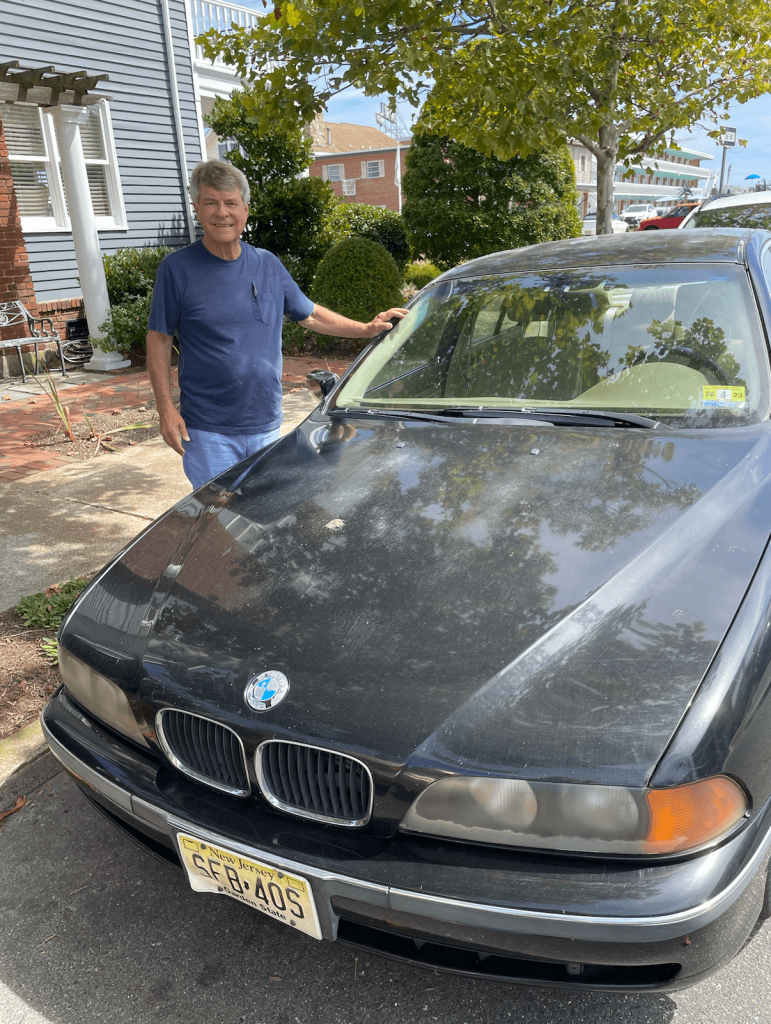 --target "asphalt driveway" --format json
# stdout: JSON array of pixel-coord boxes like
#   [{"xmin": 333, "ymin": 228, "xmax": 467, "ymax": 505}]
[{"xmin": 2, "ymin": 766, "xmax": 771, "ymax": 1024}]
